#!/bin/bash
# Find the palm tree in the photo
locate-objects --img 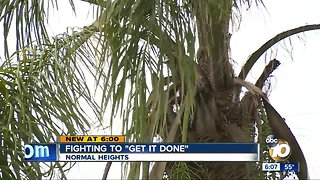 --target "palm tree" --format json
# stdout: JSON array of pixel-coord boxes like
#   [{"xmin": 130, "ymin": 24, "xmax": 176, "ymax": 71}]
[{"xmin": 1, "ymin": 0, "xmax": 319, "ymax": 179}]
